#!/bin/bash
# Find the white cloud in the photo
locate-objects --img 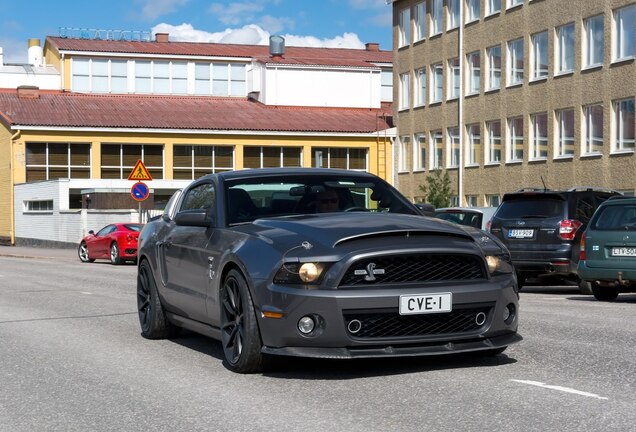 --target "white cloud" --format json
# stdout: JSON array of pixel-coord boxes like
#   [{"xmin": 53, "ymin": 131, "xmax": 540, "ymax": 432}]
[
  {"xmin": 151, "ymin": 23, "xmax": 365, "ymax": 49},
  {"xmin": 258, "ymin": 15, "xmax": 295, "ymax": 34},
  {"xmin": 209, "ymin": 2, "xmax": 265, "ymax": 25},
  {"xmin": 348, "ymin": 0, "xmax": 387, "ymax": 10},
  {"xmin": 137, "ymin": 0, "xmax": 190, "ymax": 21},
  {"xmin": 0, "ymin": 37, "xmax": 28, "ymax": 64}
]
